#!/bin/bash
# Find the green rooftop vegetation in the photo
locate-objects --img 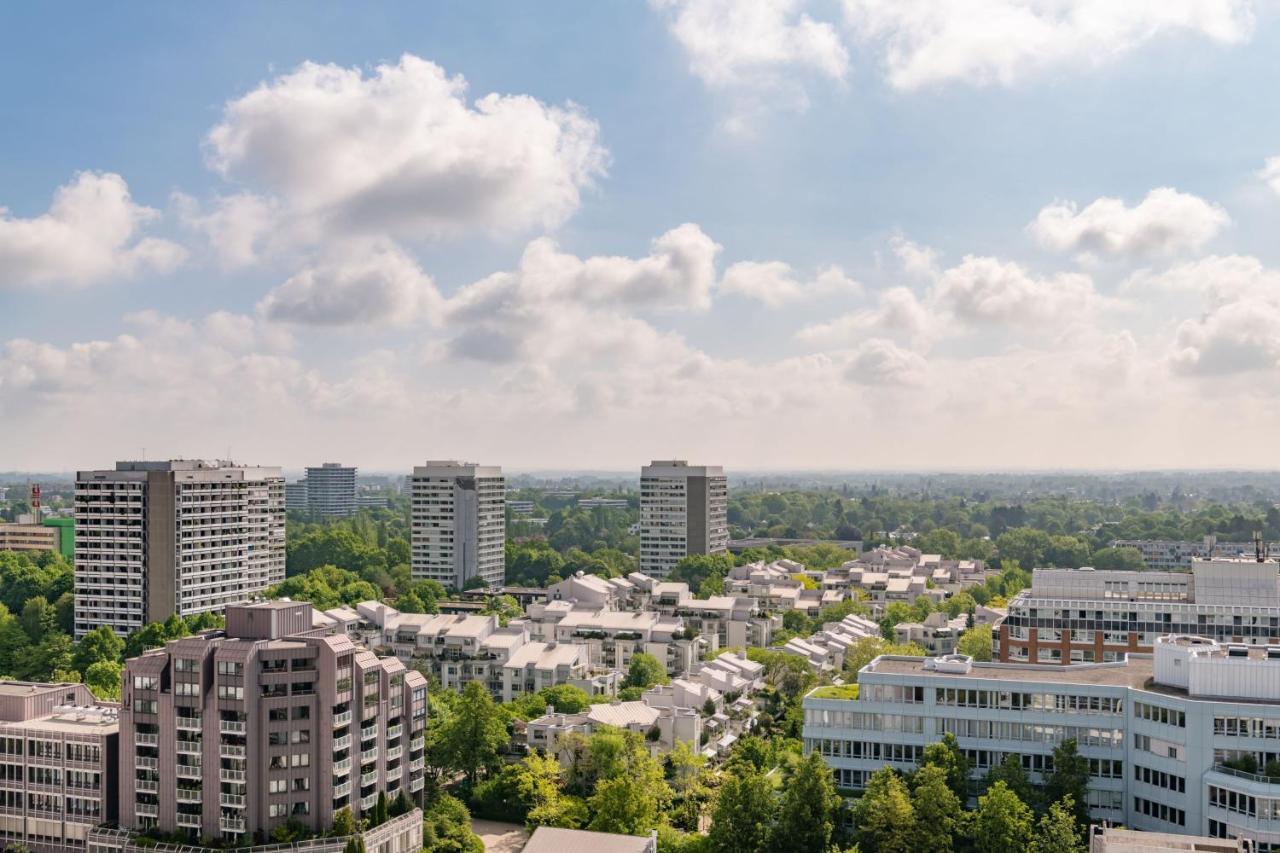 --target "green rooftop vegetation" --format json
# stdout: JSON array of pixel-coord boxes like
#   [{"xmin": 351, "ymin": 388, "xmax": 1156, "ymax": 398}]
[{"xmin": 810, "ymin": 684, "xmax": 859, "ymax": 700}]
